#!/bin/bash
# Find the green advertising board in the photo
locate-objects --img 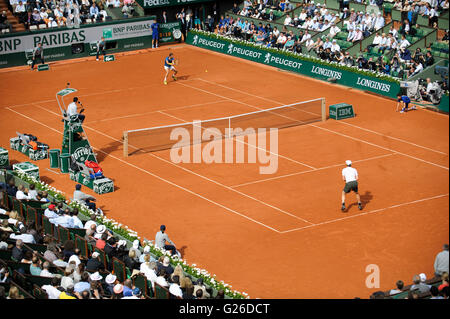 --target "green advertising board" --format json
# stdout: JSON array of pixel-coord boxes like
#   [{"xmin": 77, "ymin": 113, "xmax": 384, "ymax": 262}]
[
  {"xmin": 137, "ymin": 0, "xmax": 214, "ymax": 9},
  {"xmin": 103, "ymin": 54, "xmax": 115, "ymax": 62},
  {"xmin": 186, "ymin": 32, "xmax": 401, "ymax": 99},
  {"xmin": 159, "ymin": 22, "xmax": 183, "ymax": 43}
]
